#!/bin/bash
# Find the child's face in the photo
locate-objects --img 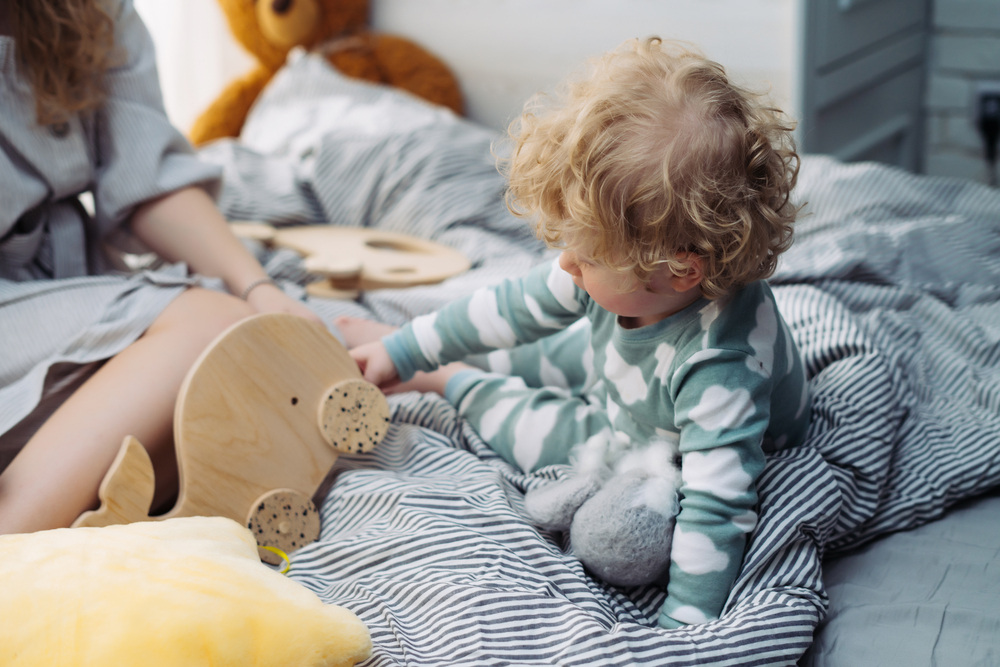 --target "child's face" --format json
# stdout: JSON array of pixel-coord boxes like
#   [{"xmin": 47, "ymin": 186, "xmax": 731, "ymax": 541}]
[{"xmin": 558, "ymin": 247, "xmax": 703, "ymax": 329}]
